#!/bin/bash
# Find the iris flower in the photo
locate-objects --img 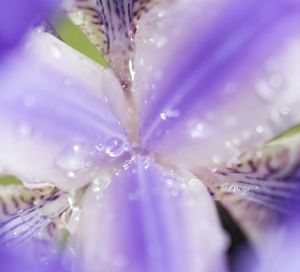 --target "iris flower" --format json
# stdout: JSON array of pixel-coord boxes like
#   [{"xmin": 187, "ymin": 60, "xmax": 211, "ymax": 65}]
[{"xmin": 1, "ymin": 0, "xmax": 300, "ymax": 271}]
